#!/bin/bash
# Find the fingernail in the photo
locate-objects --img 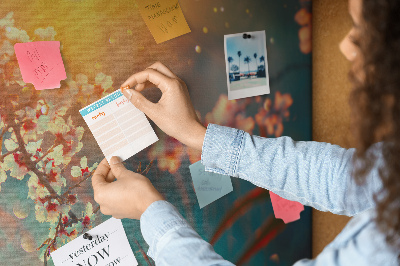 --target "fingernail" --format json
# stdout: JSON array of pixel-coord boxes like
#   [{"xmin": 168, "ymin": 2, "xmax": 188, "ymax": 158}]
[
  {"xmin": 125, "ymin": 89, "xmax": 133, "ymax": 100},
  {"xmin": 110, "ymin": 156, "xmax": 122, "ymax": 165}
]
